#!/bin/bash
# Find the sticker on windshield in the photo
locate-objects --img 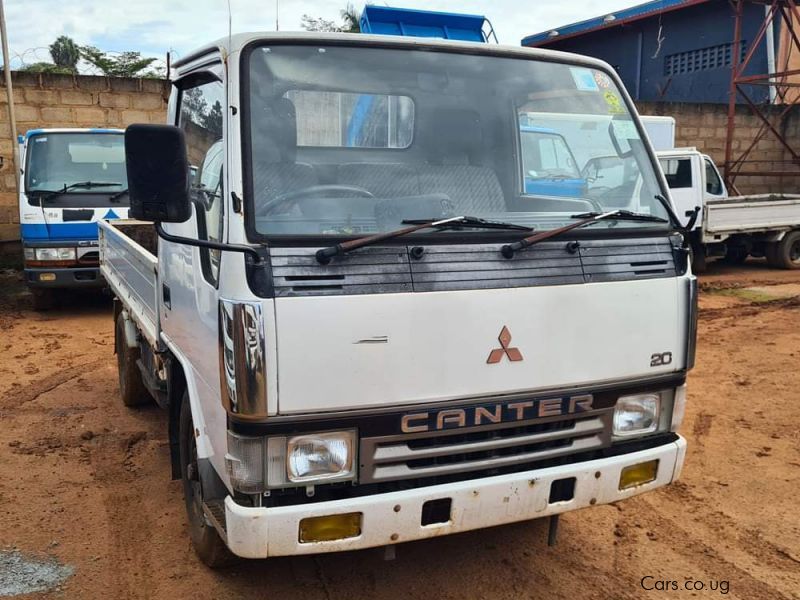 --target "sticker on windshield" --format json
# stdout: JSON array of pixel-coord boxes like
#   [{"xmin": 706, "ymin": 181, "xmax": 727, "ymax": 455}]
[
  {"xmin": 570, "ymin": 67, "xmax": 599, "ymax": 92},
  {"xmin": 593, "ymin": 71, "xmax": 612, "ymax": 89},
  {"xmin": 611, "ymin": 119, "xmax": 639, "ymax": 139},
  {"xmin": 34, "ymin": 137, "xmax": 47, "ymax": 142},
  {"xmin": 603, "ymin": 91, "xmax": 626, "ymax": 114}
]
